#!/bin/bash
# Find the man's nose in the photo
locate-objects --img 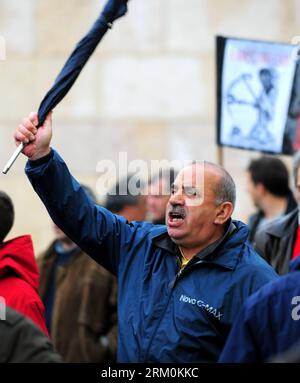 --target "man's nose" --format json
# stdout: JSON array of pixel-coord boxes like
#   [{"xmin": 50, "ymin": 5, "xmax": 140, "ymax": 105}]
[{"xmin": 168, "ymin": 191, "xmax": 185, "ymax": 206}]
